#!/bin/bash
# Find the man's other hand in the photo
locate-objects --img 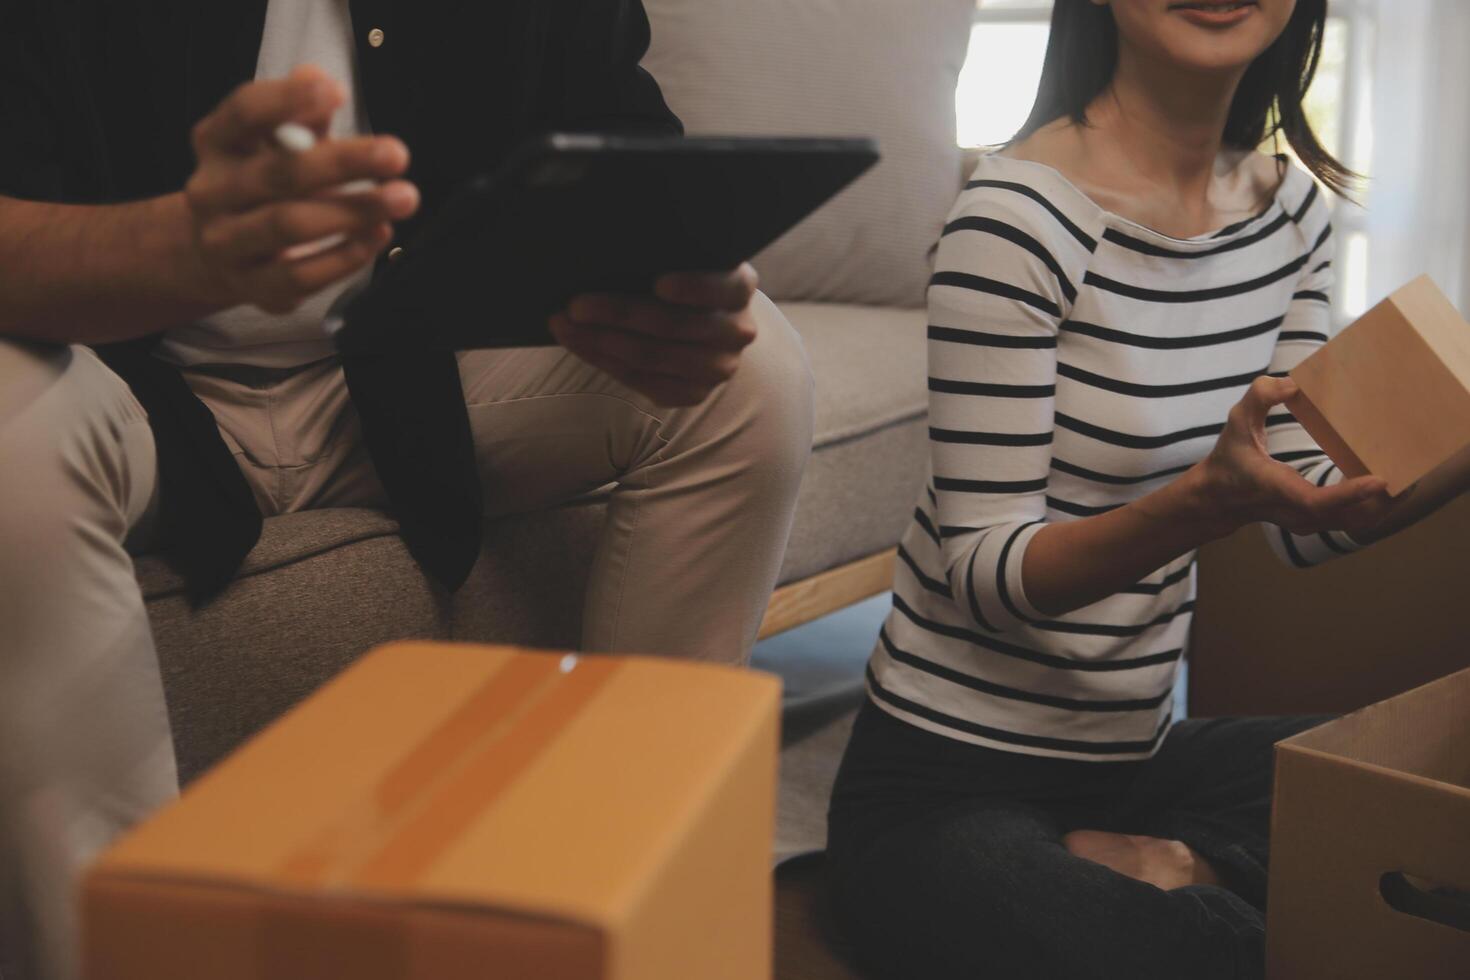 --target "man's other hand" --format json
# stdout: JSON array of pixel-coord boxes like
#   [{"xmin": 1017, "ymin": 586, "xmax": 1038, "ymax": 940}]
[
  {"xmin": 551, "ymin": 263, "xmax": 761, "ymax": 407},
  {"xmin": 185, "ymin": 65, "xmax": 419, "ymax": 314}
]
